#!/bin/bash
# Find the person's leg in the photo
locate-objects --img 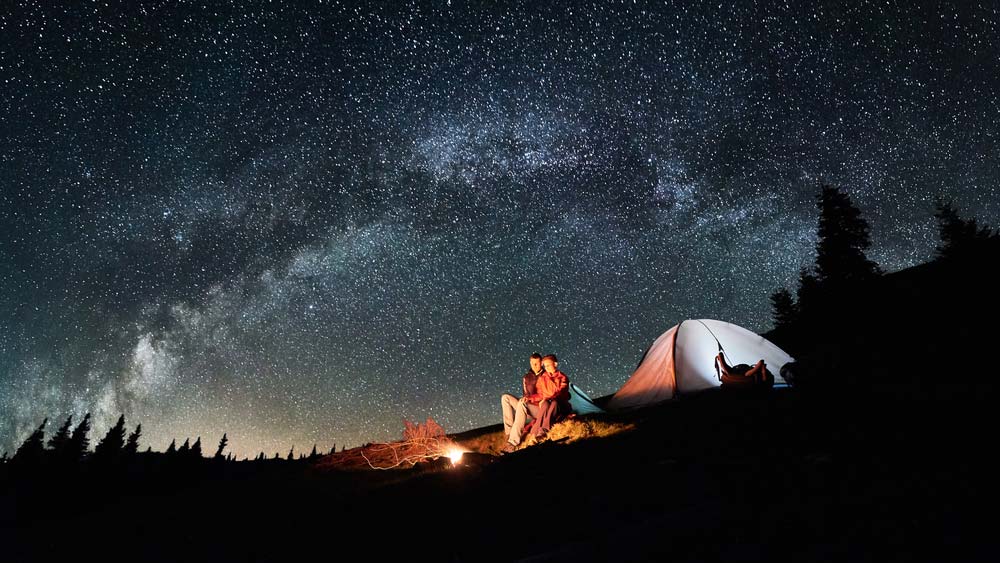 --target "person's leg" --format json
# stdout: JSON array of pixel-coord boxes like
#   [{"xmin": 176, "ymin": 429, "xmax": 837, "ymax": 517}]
[
  {"xmin": 532, "ymin": 400, "xmax": 553, "ymax": 437},
  {"xmin": 508, "ymin": 399, "xmax": 534, "ymax": 446},
  {"xmin": 501, "ymin": 394, "xmax": 518, "ymax": 437}
]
